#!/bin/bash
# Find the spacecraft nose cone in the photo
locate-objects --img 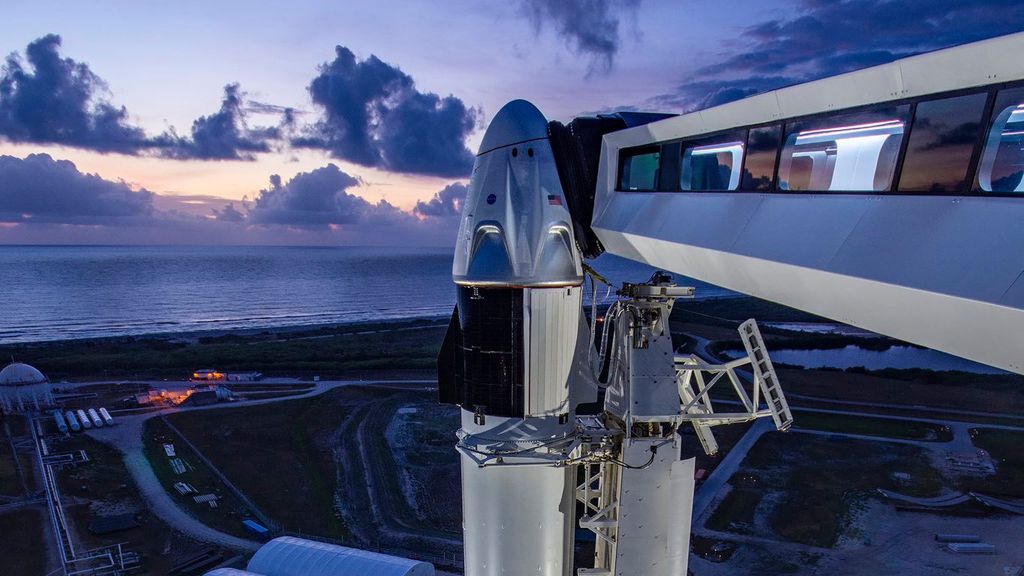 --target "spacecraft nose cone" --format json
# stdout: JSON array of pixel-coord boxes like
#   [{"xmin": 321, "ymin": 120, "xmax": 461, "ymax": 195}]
[
  {"xmin": 454, "ymin": 99, "xmax": 583, "ymax": 287},
  {"xmin": 477, "ymin": 99, "xmax": 550, "ymax": 156}
]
